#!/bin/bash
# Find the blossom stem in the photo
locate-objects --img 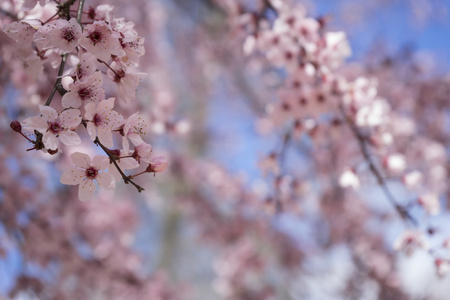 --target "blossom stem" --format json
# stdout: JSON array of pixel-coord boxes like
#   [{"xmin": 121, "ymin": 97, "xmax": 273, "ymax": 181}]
[
  {"xmin": 339, "ymin": 104, "xmax": 418, "ymax": 226},
  {"xmin": 130, "ymin": 171, "xmax": 146, "ymax": 179},
  {"xmin": 93, "ymin": 137, "xmax": 145, "ymax": 192},
  {"xmin": 44, "ymin": 53, "xmax": 68, "ymax": 106},
  {"xmin": 41, "ymin": 12, "xmax": 59, "ymax": 25},
  {"xmin": 97, "ymin": 59, "xmax": 120, "ymax": 77},
  {"xmin": 76, "ymin": 0, "xmax": 85, "ymax": 25}
]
